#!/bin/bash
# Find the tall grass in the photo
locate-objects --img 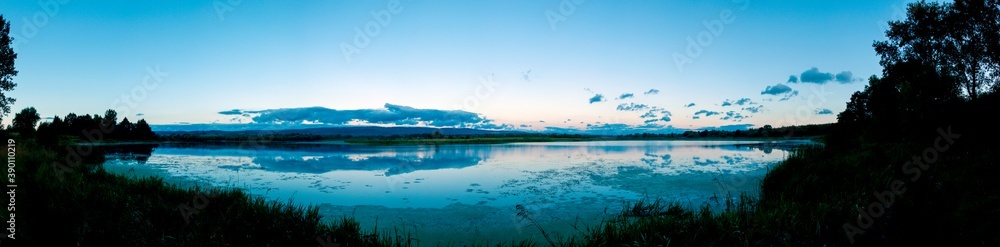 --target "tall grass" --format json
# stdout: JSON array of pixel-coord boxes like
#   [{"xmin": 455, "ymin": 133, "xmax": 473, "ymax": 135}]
[
  {"xmin": 6, "ymin": 131, "xmax": 997, "ymax": 246},
  {"xmin": 3, "ymin": 138, "xmax": 415, "ymax": 246}
]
